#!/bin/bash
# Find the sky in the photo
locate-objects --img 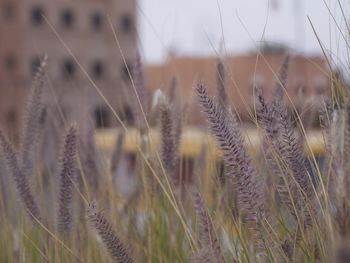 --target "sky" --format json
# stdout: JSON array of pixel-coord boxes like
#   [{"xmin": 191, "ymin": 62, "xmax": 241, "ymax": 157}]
[{"xmin": 138, "ymin": 0, "xmax": 349, "ymax": 70}]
